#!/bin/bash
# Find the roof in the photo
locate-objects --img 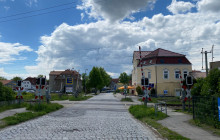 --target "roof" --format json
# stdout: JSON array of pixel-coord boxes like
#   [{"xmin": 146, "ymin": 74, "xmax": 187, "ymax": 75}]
[
  {"xmin": 111, "ymin": 78, "xmax": 119, "ymax": 83},
  {"xmin": 133, "ymin": 51, "xmax": 151, "ymax": 60},
  {"xmin": 191, "ymin": 70, "xmax": 206, "ymax": 79},
  {"xmin": 49, "ymin": 71, "xmax": 63, "ymax": 75},
  {"xmin": 0, "ymin": 80, "xmax": 12, "ymax": 85},
  {"xmin": 144, "ymin": 48, "xmax": 184, "ymax": 59}
]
